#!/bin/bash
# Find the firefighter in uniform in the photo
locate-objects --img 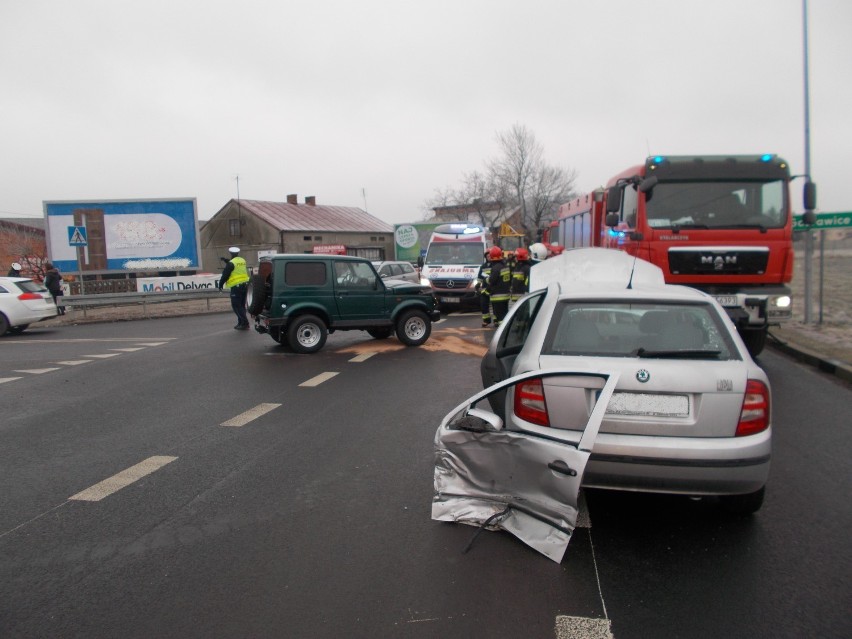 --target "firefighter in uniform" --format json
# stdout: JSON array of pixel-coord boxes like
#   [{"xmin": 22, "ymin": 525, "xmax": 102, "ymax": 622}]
[
  {"xmin": 218, "ymin": 246, "xmax": 250, "ymax": 329},
  {"xmin": 487, "ymin": 246, "xmax": 511, "ymax": 327},
  {"xmin": 475, "ymin": 250, "xmax": 494, "ymax": 327},
  {"xmin": 510, "ymin": 247, "xmax": 531, "ymax": 303}
]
